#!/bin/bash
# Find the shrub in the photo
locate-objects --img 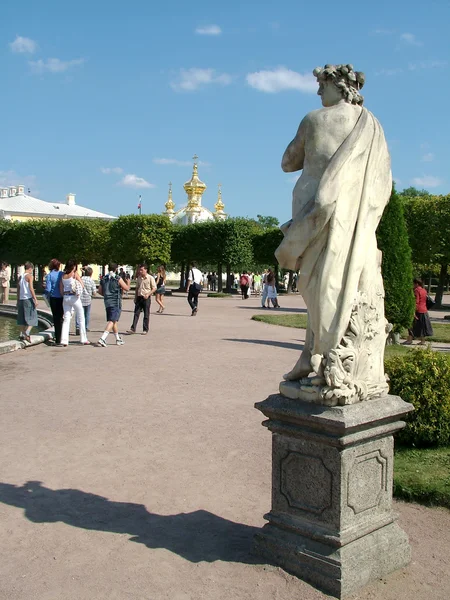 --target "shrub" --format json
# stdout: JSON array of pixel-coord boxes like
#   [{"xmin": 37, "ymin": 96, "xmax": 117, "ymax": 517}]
[{"xmin": 385, "ymin": 348, "xmax": 450, "ymax": 447}]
